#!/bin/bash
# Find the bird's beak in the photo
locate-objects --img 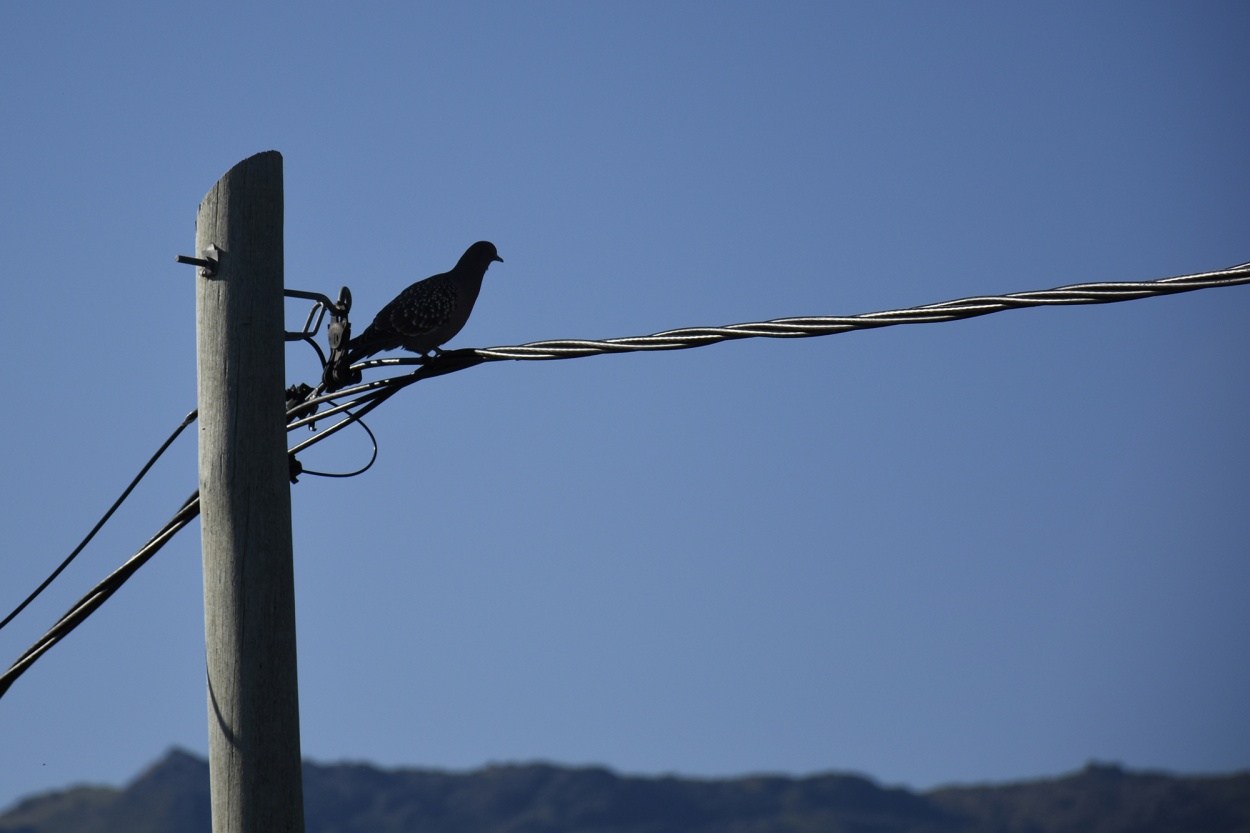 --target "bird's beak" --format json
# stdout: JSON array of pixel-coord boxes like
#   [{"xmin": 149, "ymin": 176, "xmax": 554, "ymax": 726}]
[{"xmin": 493, "ymin": 254, "xmax": 504, "ymax": 263}]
